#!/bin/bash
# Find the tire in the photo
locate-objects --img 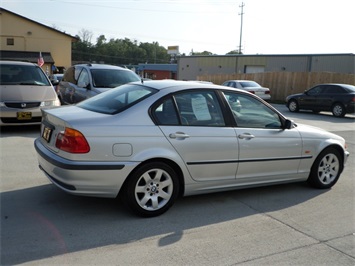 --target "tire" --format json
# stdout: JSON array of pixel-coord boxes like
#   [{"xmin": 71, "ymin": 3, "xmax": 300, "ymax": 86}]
[
  {"xmin": 332, "ymin": 103, "xmax": 346, "ymax": 117},
  {"xmin": 307, "ymin": 148, "xmax": 343, "ymax": 189},
  {"xmin": 122, "ymin": 162, "xmax": 179, "ymax": 217},
  {"xmin": 288, "ymin": 99, "xmax": 299, "ymax": 112}
]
